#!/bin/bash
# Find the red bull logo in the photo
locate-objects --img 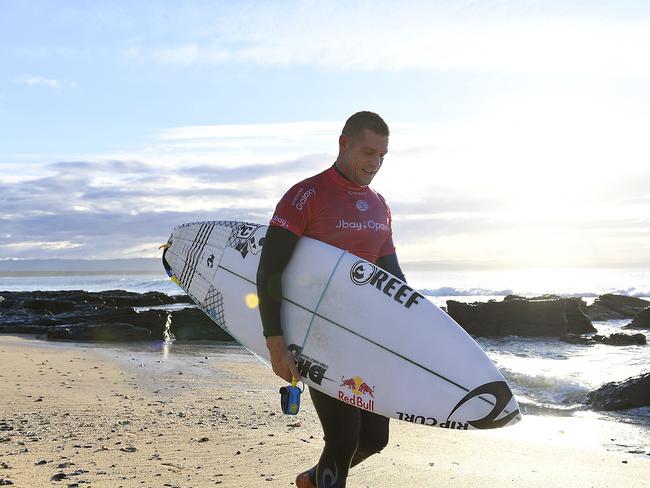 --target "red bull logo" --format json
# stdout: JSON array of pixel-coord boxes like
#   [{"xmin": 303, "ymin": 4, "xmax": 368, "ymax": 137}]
[{"xmin": 338, "ymin": 376, "xmax": 376, "ymax": 412}]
